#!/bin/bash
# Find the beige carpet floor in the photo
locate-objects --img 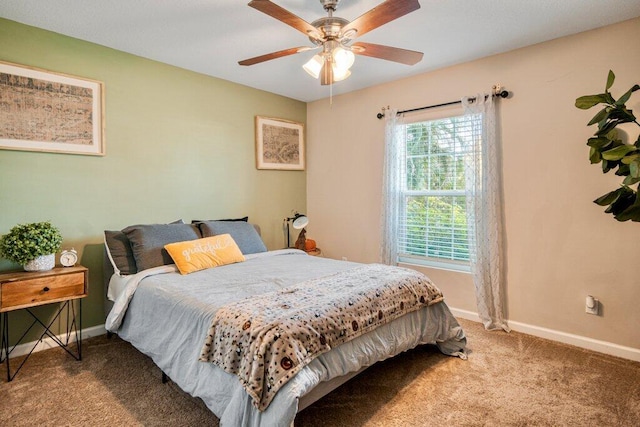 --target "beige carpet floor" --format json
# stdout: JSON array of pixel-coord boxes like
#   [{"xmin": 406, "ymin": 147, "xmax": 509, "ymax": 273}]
[{"xmin": 1, "ymin": 318, "xmax": 639, "ymax": 426}]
